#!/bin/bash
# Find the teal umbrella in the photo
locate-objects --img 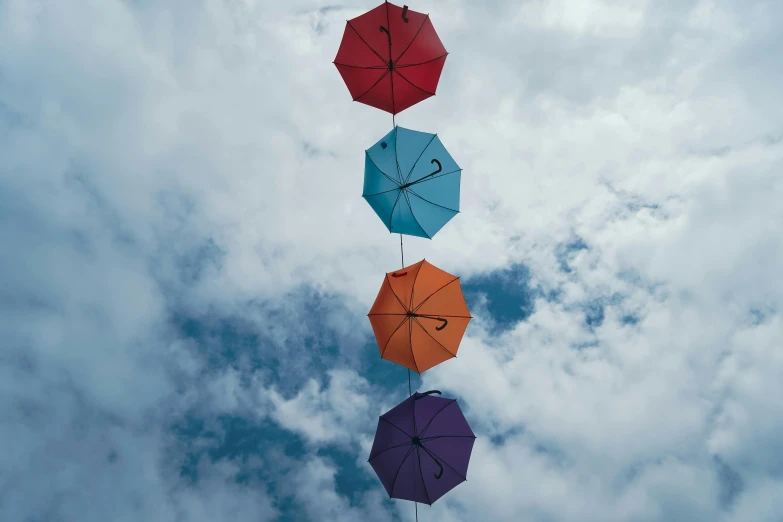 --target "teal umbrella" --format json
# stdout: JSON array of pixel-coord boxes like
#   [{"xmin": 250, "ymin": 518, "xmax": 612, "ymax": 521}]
[{"xmin": 362, "ymin": 126, "xmax": 461, "ymax": 239}]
